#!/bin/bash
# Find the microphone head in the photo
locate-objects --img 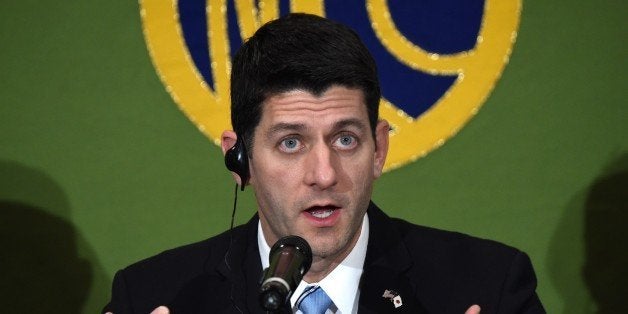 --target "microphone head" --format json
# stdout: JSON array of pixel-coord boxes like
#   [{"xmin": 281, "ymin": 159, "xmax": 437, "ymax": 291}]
[
  {"xmin": 259, "ymin": 235, "xmax": 312, "ymax": 311},
  {"xmin": 269, "ymin": 235, "xmax": 312, "ymax": 274}
]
